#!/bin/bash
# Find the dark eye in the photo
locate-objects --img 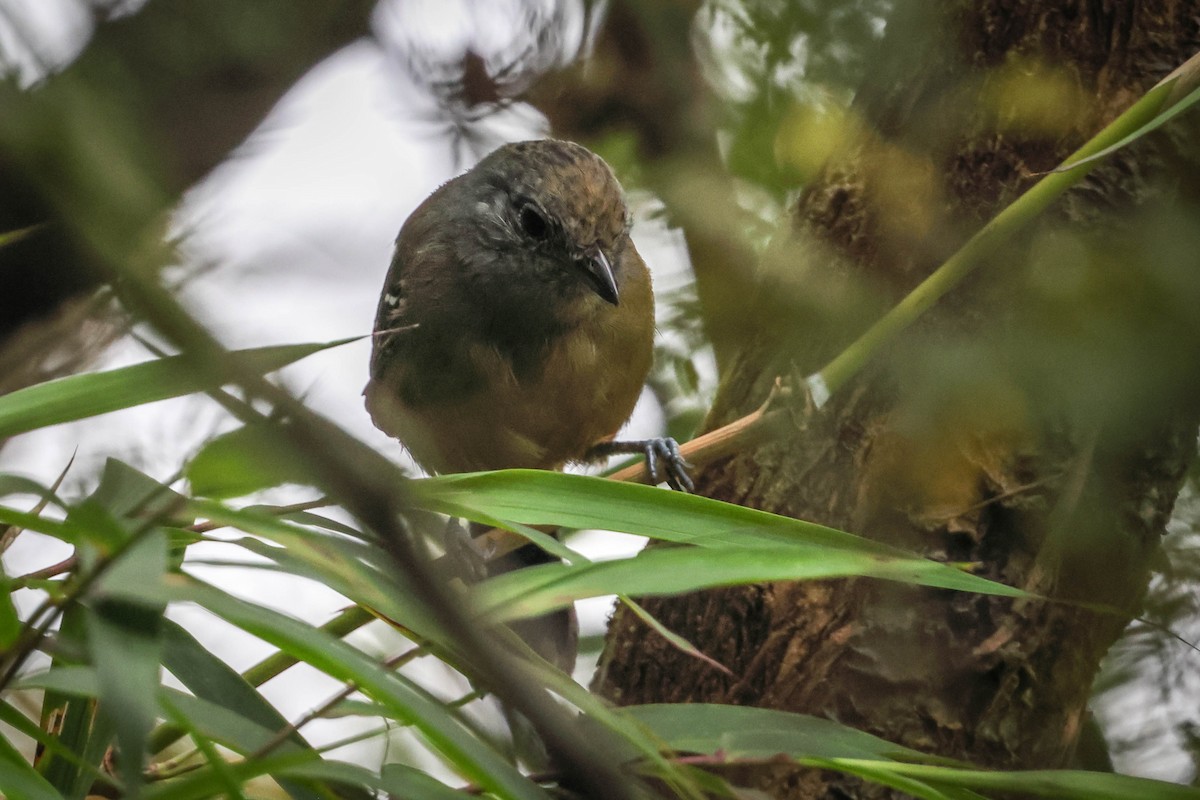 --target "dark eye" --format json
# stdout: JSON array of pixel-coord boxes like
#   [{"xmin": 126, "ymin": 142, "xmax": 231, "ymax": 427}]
[{"xmin": 518, "ymin": 204, "xmax": 549, "ymax": 240}]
